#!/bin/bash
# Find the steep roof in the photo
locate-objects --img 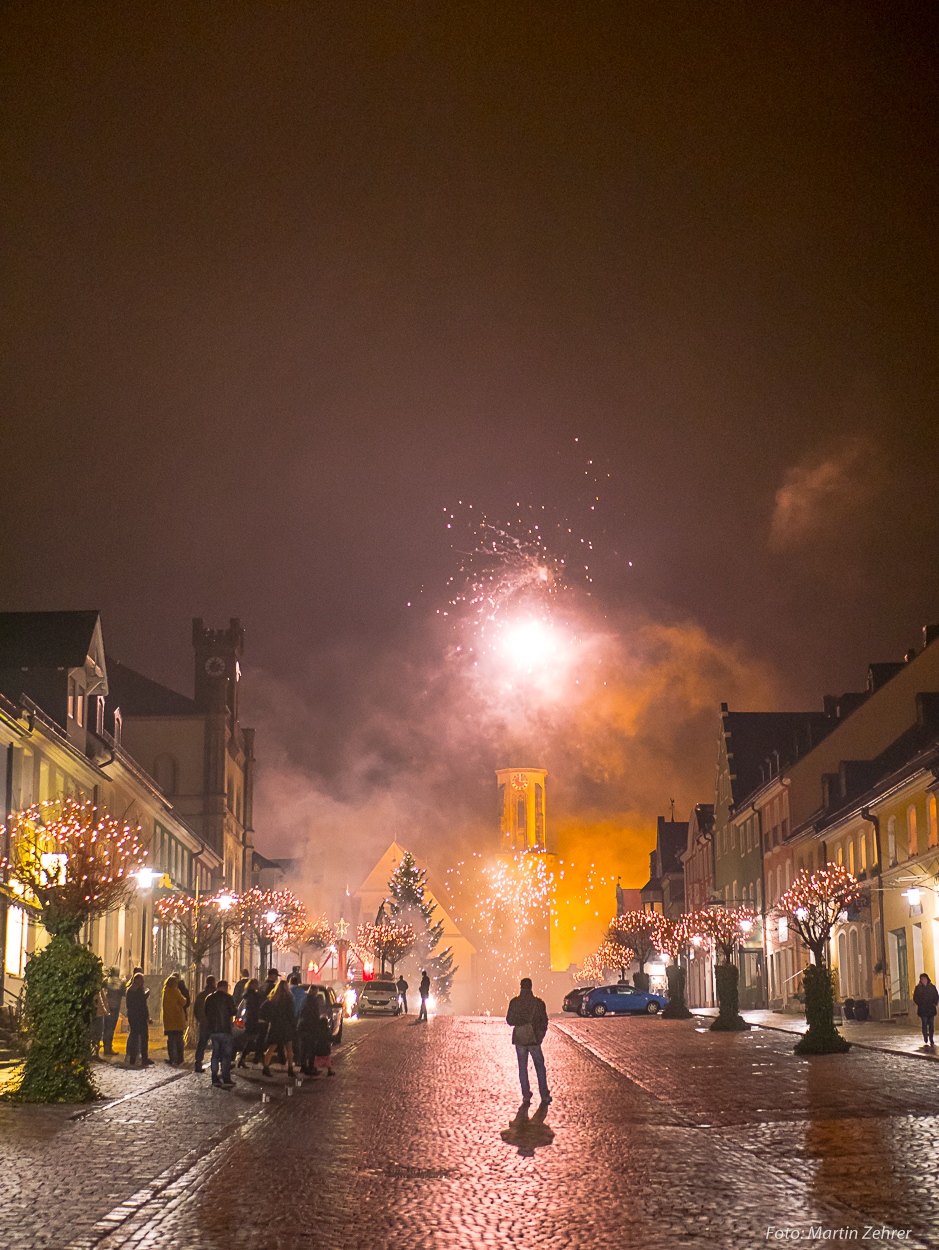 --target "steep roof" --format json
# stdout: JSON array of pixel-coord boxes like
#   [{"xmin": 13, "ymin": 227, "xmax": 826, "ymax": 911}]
[
  {"xmin": 655, "ymin": 817, "xmax": 689, "ymax": 875},
  {"xmin": 0, "ymin": 610, "xmax": 101, "ymax": 669},
  {"xmin": 106, "ymin": 658, "xmax": 198, "ymax": 716},
  {"xmin": 723, "ymin": 711, "xmax": 829, "ymax": 807}
]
